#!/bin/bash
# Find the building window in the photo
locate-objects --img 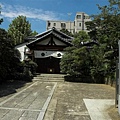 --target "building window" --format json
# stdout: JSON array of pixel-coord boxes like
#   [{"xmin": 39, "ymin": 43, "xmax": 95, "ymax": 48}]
[
  {"xmin": 79, "ymin": 23, "xmax": 81, "ymax": 27},
  {"xmin": 61, "ymin": 23, "xmax": 66, "ymax": 28},
  {"xmin": 53, "ymin": 23, "xmax": 56, "ymax": 26},
  {"xmin": 73, "ymin": 29, "xmax": 75, "ymax": 34},
  {"xmin": 48, "ymin": 21, "xmax": 51, "ymax": 27},
  {"xmin": 76, "ymin": 15, "xmax": 81, "ymax": 19}
]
